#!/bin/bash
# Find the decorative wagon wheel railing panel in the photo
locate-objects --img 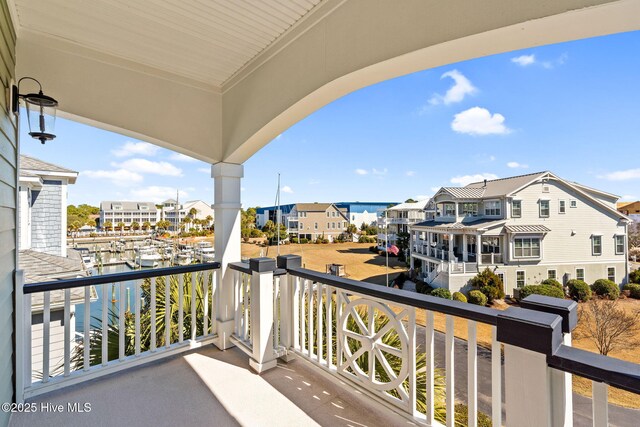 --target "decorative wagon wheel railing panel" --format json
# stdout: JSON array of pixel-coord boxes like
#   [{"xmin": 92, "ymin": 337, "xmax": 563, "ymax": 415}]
[{"xmin": 336, "ymin": 291, "xmax": 416, "ymax": 411}]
